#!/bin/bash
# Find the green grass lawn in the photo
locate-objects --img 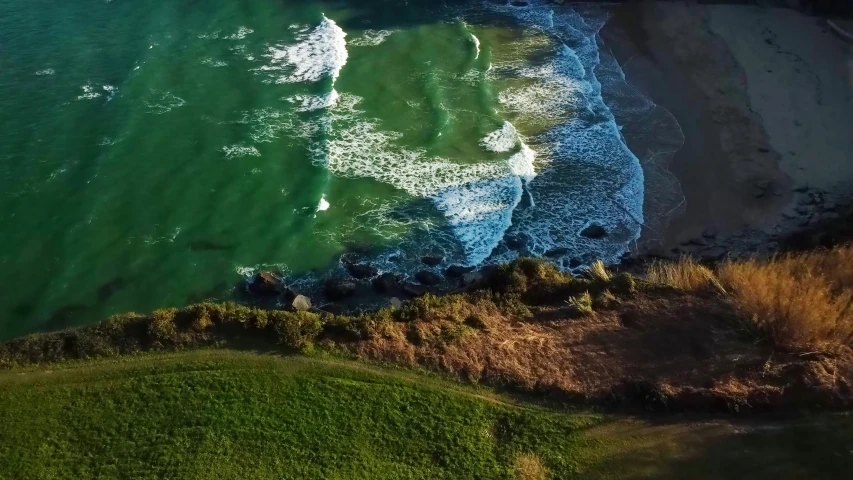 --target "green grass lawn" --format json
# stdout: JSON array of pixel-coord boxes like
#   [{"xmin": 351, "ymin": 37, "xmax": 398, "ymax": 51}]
[{"xmin": 0, "ymin": 350, "xmax": 851, "ymax": 479}]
